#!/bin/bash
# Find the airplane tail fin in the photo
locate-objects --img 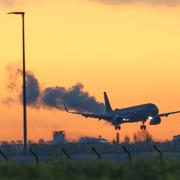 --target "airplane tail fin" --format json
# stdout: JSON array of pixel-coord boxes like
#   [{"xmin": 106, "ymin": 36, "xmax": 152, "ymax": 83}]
[{"xmin": 104, "ymin": 92, "xmax": 113, "ymax": 113}]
